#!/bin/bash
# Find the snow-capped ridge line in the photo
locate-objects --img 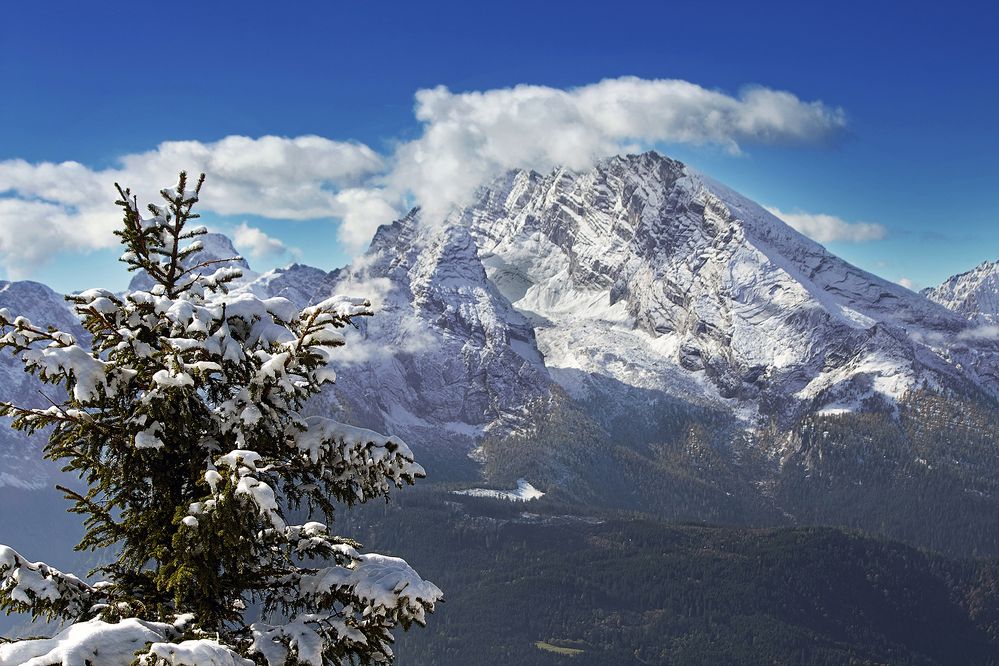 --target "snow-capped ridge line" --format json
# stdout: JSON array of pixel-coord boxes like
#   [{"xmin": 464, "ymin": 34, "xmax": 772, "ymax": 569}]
[{"xmin": 923, "ymin": 257, "xmax": 999, "ymax": 324}]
